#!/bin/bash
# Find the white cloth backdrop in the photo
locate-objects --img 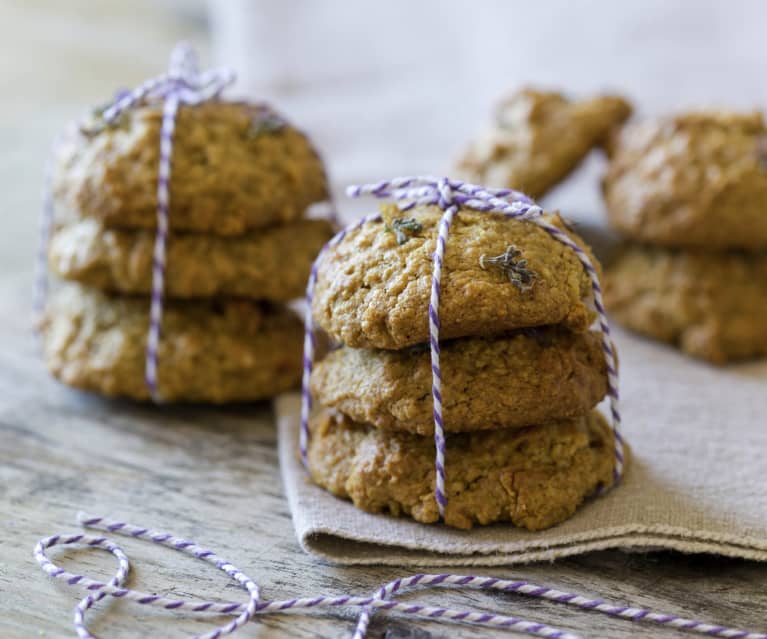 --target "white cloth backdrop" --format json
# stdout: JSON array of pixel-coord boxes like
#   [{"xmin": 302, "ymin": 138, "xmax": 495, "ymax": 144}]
[{"xmin": 208, "ymin": 0, "xmax": 767, "ymax": 223}]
